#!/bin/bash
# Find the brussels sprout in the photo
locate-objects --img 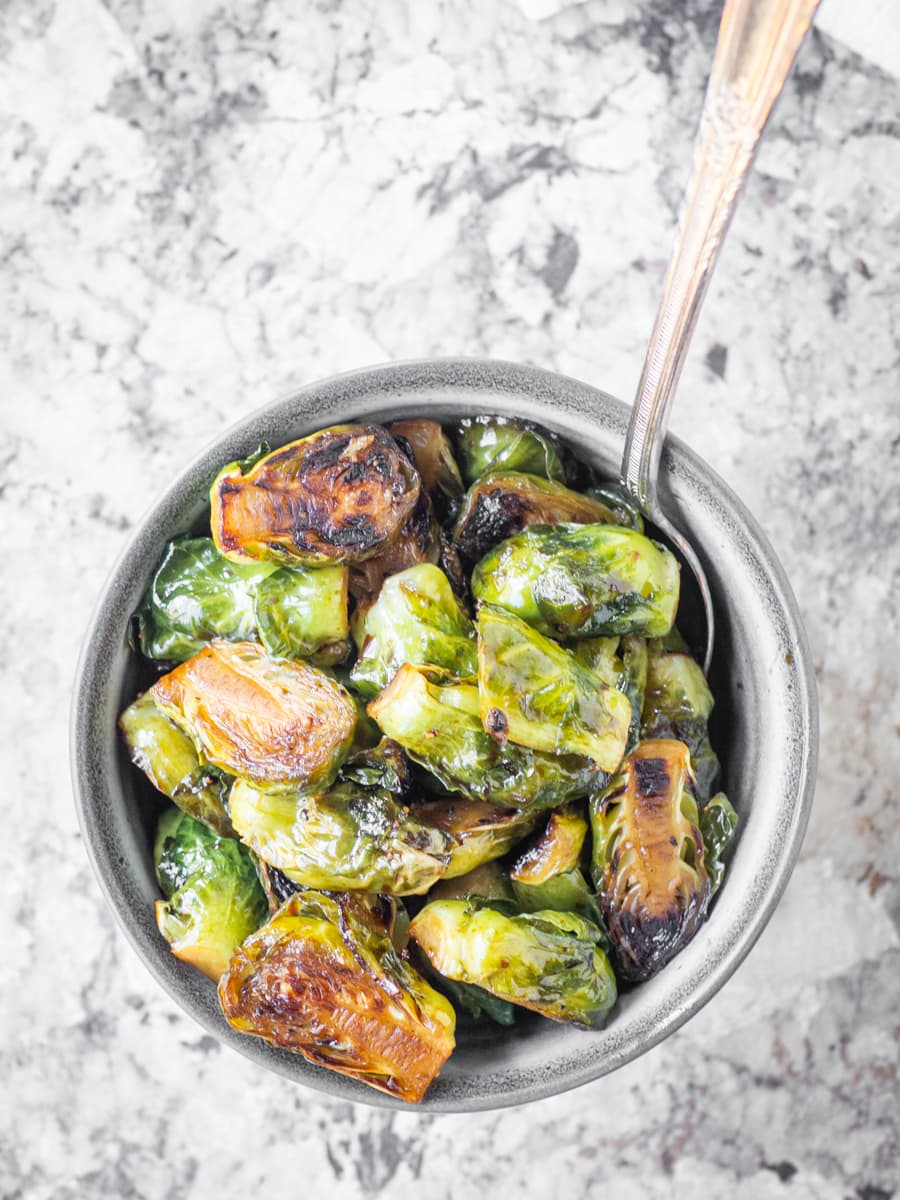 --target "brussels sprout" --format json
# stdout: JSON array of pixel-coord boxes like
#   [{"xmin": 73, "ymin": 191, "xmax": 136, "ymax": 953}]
[
  {"xmin": 416, "ymin": 797, "xmax": 538, "ymax": 878},
  {"xmin": 387, "ymin": 419, "xmax": 464, "ymax": 503},
  {"xmin": 472, "ymin": 524, "xmax": 680, "ymax": 641},
  {"xmin": 508, "ymin": 807, "xmax": 605, "ymax": 931},
  {"xmin": 700, "ymin": 792, "xmax": 738, "ymax": 894},
  {"xmin": 455, "ymin": 416, "xmax": 567, "ymax": 484},
  {"xmin": 153, "ymin": 808, "xmax": 268, "ymax": 980},
  {"xmin": 228, "ymin": 778, "xmax": 454, "ymax": 894},
  {"xmin": 119, "ymin": 691, "xmax": 234, "ymax": 836},
  {"xmin": 253, "ymin": 564, "xmax": 350, "ymax": 664},
  {"xmin": 369, "ymin": 666, "xmax": 601, "ymax": 811},
  {"xmin": 429, "ymin": 860, "xmax": 514, "ymax": 902},
  {"xmin": 590, "ymin": 738, "xmax": 710, "ymax": 981},
  {"xmin": 476, "ymin": 606, "xmax": 632, "ymax": 771},
  {"xmin": 340, "ymin": 737, "xmax": 412, "ymax": 794},
  {"xmin": 572, "ymin": 635, "xmax": 648, "ymax": 756},
  {"xmin": 641, "ymin": 641, "xmax": 719, "ymax": 801},
  {"xmin": 218, "ymin": 890, "xmax": 456, "ymax": 1103},
  {"xmin": 210, "ymin": 425, "xmax": 421, "ymax": 566},
  {"xmin": 453, "ymin": 472, "xmax": 618, "ymax": 565},
  {"xmin": 348, "ymin": 490, "xmax": 441, "ymax": 610},
  {"xmin": 151, "ymin": 641, "xmax": 356, "ymax": 790},
  {"xmin": 584, "ymin": 485, "xmax": 645, "ymax": 532},
  {"xmin": 410, "ymin": 944, "xmax": 516, "ymax": 1026},
  {"xmin": 350, "ymin": 564, "xmax": 477, "ymax": 698},
  {"xmin": 409, "ymin": 900, "xmax": 617, "ymax": 1028}
]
